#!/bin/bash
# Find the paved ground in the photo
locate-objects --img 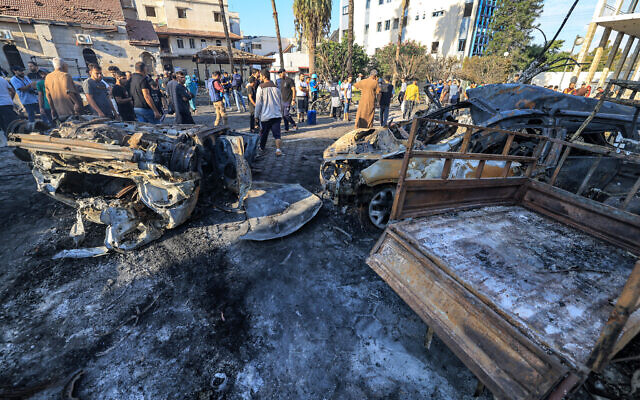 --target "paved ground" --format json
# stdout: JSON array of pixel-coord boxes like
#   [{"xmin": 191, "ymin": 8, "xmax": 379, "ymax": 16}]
[{"xmin": 0, "ymin": 104, "xmax": 635, "ymax": 399}]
